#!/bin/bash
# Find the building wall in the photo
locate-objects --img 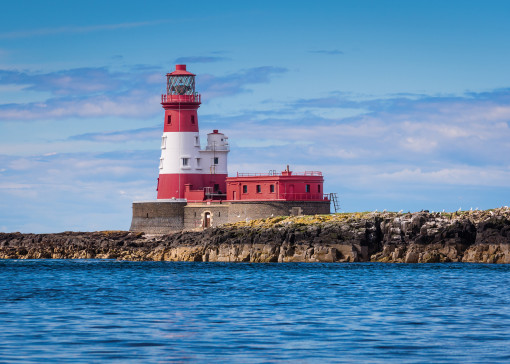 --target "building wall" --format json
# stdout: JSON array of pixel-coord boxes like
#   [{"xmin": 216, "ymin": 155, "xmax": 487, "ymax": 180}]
[
  {"xmin": 130, "ymin": 201, "xmax": 186, "ymax": 234},
  {"xmin": 163, "ymin": 108, "xmax": 199, "ymax": 133},
  {"xmin": 130, "ymin": 200, "xmax": 331, "ymax": 234},
  {"xmin": 226, "ymin": 175, "xmax": 325, "ymax": 201},
  {"xmin": 184, "ymin": 204, "xmax": 230, "ymax": 229},
  {"xmin": 158, "ymin": 173, "xmax": 228, "ymax": 200},
  {"xmin": 227, "ymin": 201, "xmax": 331, "ymax": 223},
  {"xmin": 159, "ymin": 131, "xmax": 202, "ymax": 174}
]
